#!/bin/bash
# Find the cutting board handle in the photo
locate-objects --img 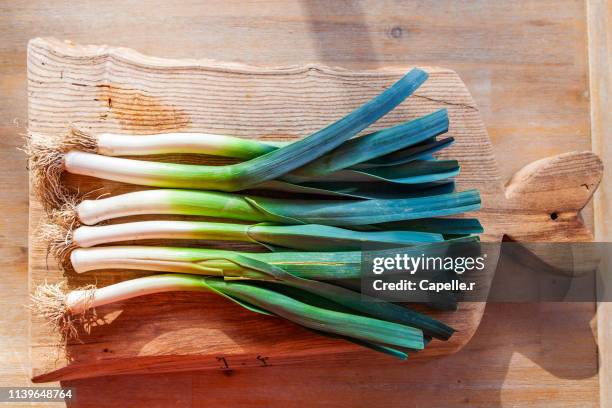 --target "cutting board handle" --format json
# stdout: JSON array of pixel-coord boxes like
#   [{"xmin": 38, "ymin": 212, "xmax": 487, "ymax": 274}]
[{"xmin": 503, "ymin": 151, "xmax": 602, "ymax": 242}]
